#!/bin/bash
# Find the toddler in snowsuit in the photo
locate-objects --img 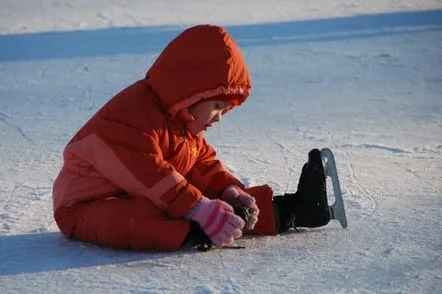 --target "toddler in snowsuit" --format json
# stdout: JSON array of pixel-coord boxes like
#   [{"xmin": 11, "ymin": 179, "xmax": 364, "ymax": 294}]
[{"xmin": 53, "ymin": 24, "xmax": 330, "ymax": 251}]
